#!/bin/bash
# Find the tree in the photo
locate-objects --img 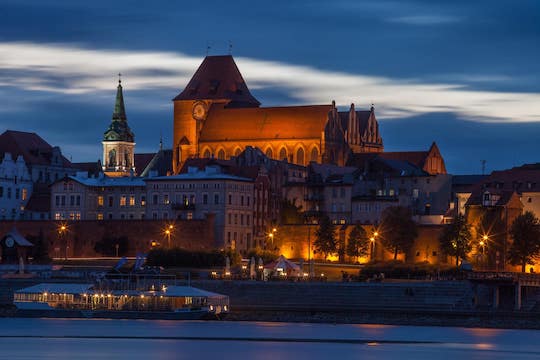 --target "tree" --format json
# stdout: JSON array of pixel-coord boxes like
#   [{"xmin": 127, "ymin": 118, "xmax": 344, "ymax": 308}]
[
  {"xmin": 314, "ymin": 215, "xmax": 337, "ymax": 260},
  {"xmin": 346, "ymin": 224, "xmax": 369, "ymax": 262},
  {"xmin": 508, "ymin": 211, "xmax": 540, "ymax": 273},
  {"xmin": 439, "ymin": 214, "xmax": 472, "ymax": 267},
  {"xmin": 381, "ymin": 206, "xmax": 418, "ymax": 260}
]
